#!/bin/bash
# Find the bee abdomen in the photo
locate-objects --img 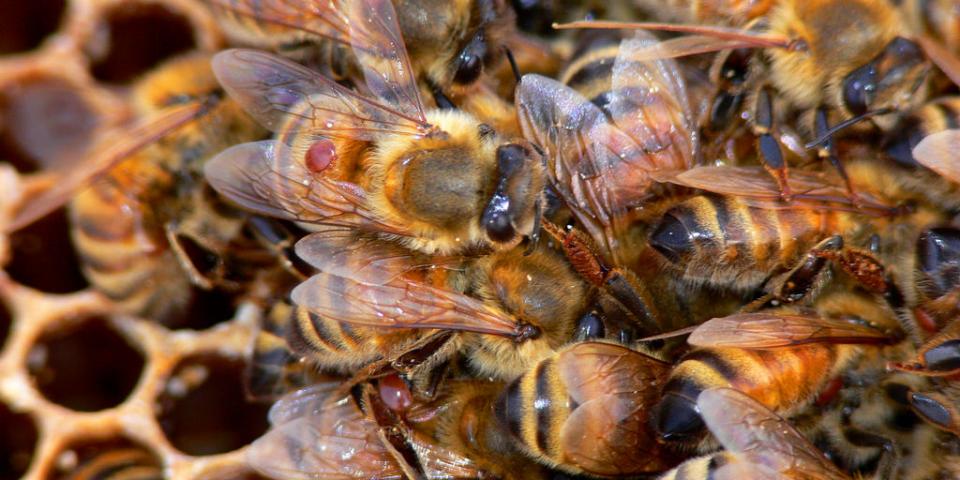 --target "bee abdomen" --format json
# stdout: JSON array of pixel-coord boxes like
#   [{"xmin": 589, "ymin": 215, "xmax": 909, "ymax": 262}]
[
  {"xmin": 650, "ymin": 195, "xmax": 838, "ymax": 289},
  {"xmin": 495, "ymin": 357, "xmax": 569, "ymax": 464},
  {"xmin": 658, "ymin": 452, "xmax": 736, "ymax": 480}
]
